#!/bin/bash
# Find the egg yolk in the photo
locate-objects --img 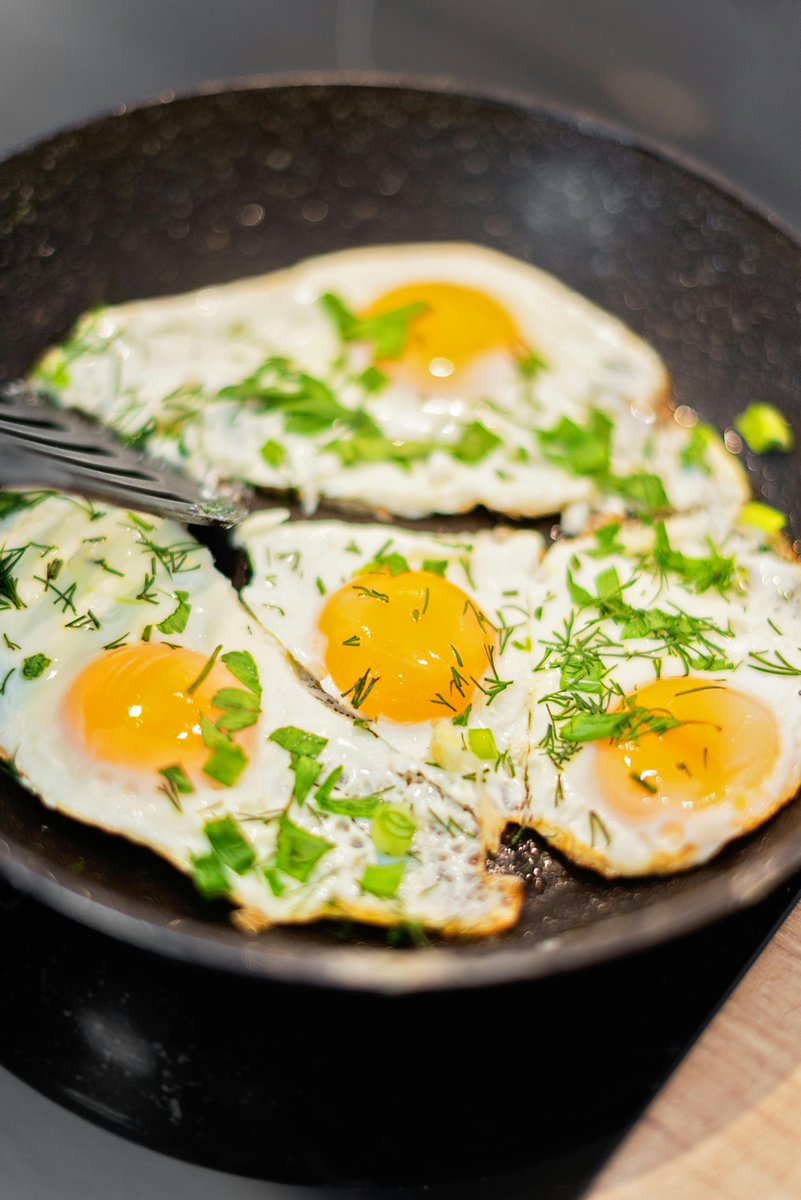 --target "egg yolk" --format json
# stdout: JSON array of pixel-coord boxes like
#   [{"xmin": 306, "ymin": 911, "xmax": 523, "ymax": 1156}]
[
  {"xmin": 65, "ymin": 643, "xmax": 246, "ymax": 771},
  {"xmin": 319, "ymin": 569, "xmax": 496, "ymax": 723},
  {"xmin": 362, "ymin": 281, "xmax": 523, "ymax": 388},
  {"xmin": 596, "ymin": 678, "xmax": 779, "ymax": 822}
]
